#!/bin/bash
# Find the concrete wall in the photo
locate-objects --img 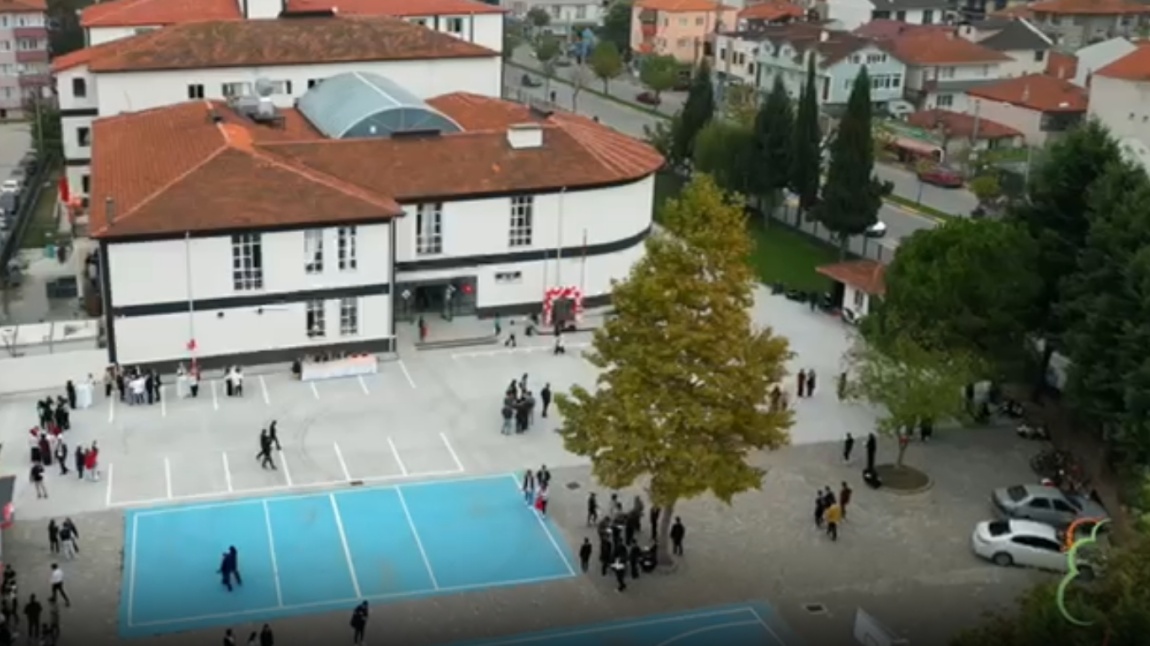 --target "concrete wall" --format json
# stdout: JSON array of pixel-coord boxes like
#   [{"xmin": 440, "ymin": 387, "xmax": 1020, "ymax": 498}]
[{"xmin": 0, "ymin": 349, "xmax": 108, "ymax": 395}]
